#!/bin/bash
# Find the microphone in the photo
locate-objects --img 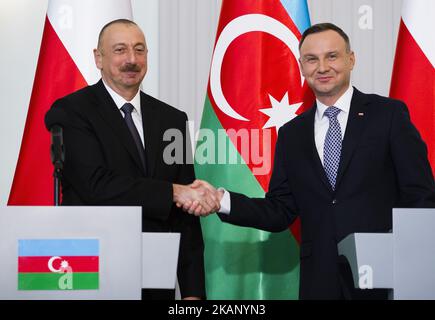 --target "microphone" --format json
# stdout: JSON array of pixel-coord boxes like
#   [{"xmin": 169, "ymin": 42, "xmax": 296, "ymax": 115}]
[
  {"xmin": 50, "ymin": 125, "xmax": 65, "ymax": 171},
  {"xmin": 45, "ymin": 107, "xmax": 67, "ymax": 206},
  {"xmin": 45, "ymin": 107, "xmax": 67, "ymax": 170}
]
